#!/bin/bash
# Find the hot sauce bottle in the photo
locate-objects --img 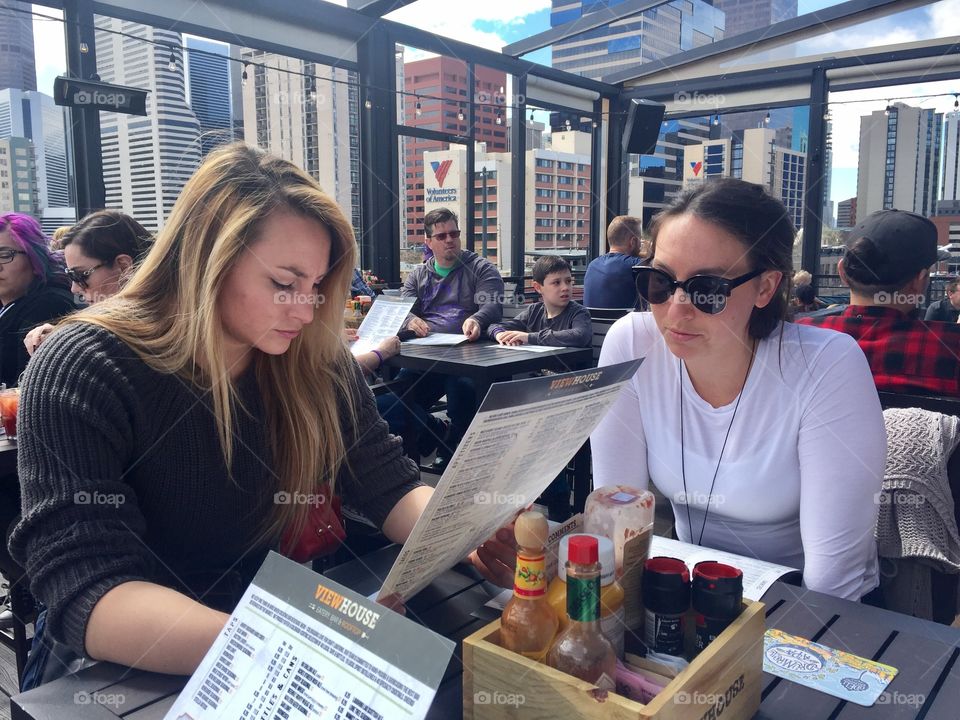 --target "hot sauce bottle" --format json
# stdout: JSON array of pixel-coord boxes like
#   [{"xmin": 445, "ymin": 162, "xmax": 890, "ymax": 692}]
[
  {"xmin": 547, "ymin": 535, "xmax": 616, "ymax": 689},
  {"xmin": 499, "ymin": 511, "xmax": 559, "ymax": 661}
]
